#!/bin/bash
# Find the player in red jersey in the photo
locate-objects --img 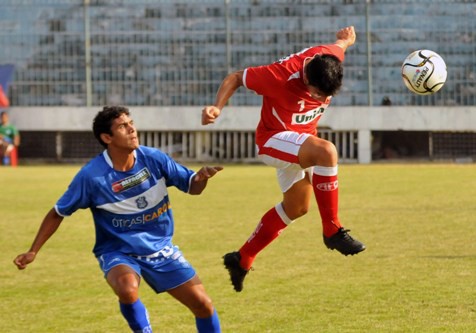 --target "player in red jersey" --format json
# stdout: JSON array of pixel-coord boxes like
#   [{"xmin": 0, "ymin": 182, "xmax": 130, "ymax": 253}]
[{"xmin": 202, "ymin": 26, "xmax": 365, "ymax": 292}]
